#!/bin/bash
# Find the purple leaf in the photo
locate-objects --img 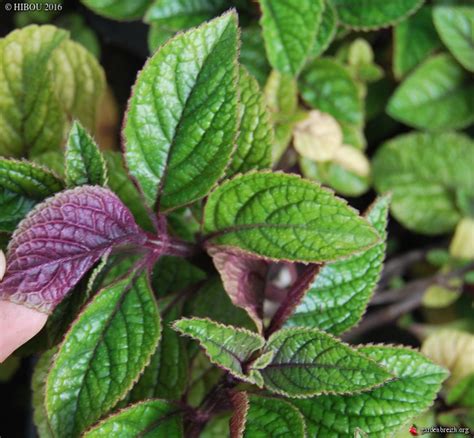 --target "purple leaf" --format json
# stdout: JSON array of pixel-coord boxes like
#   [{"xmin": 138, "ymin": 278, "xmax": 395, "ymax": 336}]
[
  {"xmin": 209, "ymin": 246, "xmax": 270, "ymax": 333},
  {"xmin": 0, "ymin": 186, "xmax": 147, "ymax": 313}
]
